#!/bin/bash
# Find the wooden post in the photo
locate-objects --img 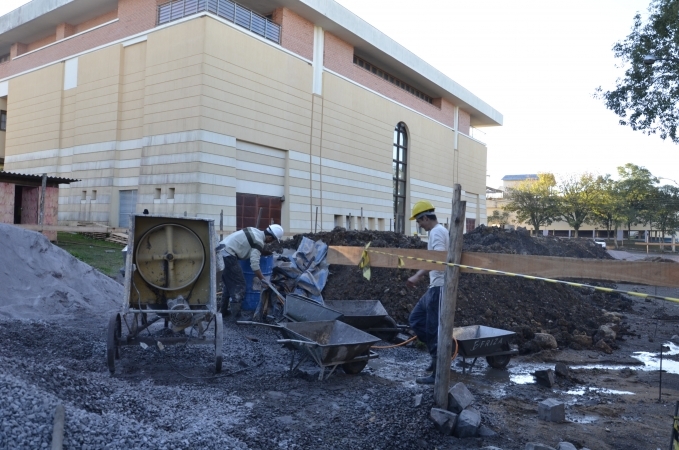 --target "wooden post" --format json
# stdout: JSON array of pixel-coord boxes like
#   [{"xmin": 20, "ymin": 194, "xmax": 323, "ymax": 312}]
[
  {"xmin": 38, "ymin": 173, "xmax": 47, "ymax": 227},
  {"xmin": 51, "ymin": 404, "xmax": 65, "ymax": 450},
  {"xmin": 434, "ymin": 184, "xmax": 466, "ymax": 408}
]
